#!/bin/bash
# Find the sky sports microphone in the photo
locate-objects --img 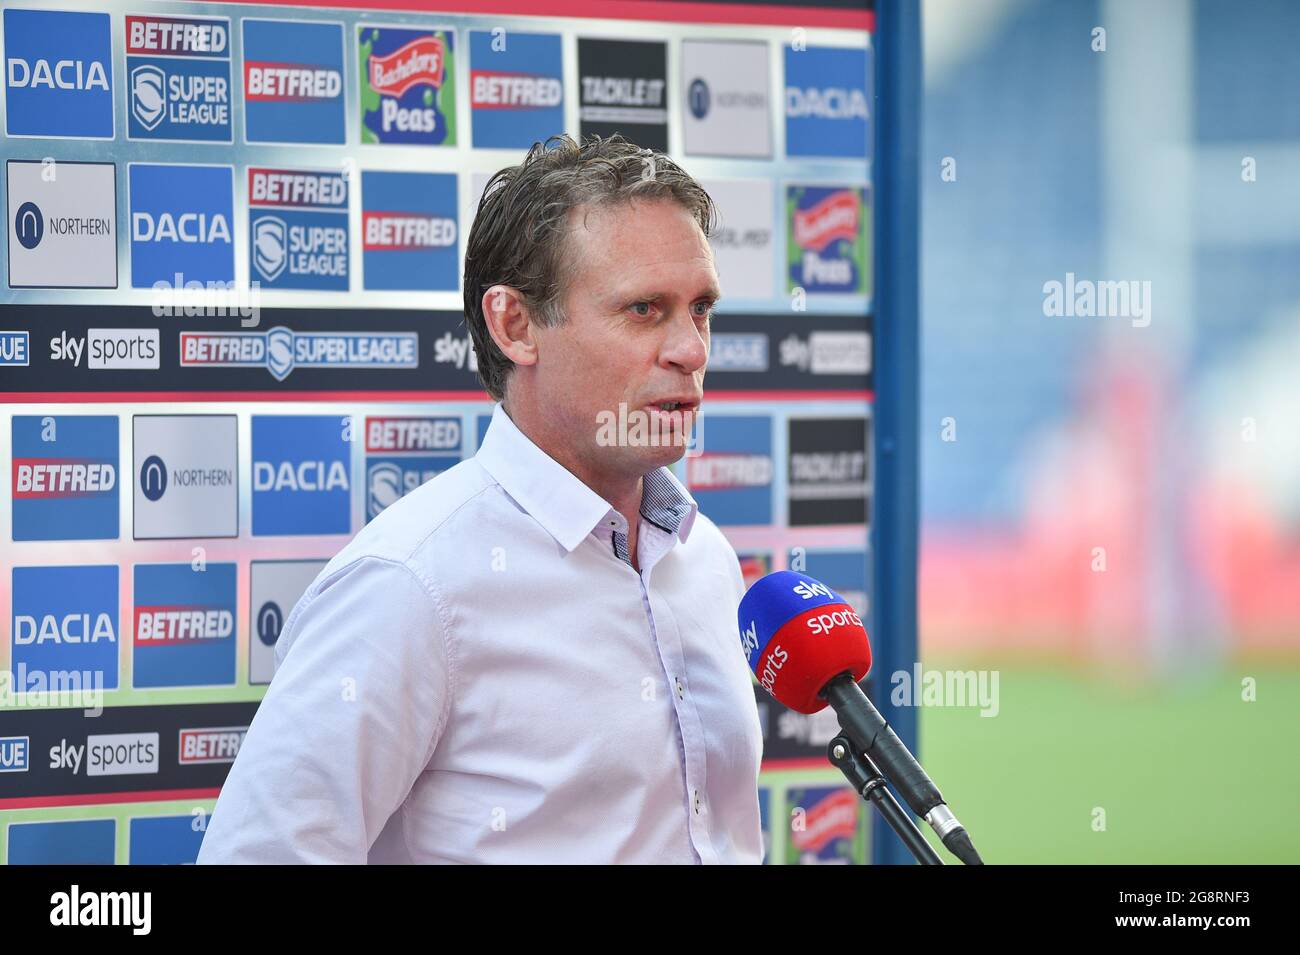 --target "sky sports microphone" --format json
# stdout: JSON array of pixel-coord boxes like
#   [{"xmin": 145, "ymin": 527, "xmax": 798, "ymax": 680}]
[{"xmin": 738, "ymin": 570, "xmax": 983, "ymax": 865}]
